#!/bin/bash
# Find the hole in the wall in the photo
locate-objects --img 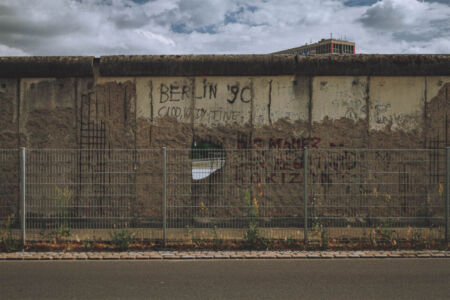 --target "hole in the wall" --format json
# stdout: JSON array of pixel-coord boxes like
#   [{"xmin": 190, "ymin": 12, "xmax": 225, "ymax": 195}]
[{"xmin": 190, "ymin": 140, "xmax": 225, "ymax": 180}]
